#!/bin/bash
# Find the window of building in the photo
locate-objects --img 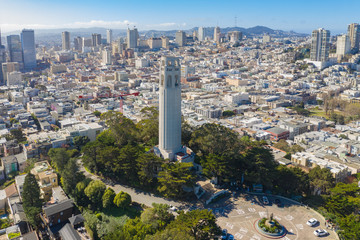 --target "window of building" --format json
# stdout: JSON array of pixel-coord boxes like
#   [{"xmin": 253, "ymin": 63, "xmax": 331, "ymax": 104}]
[{"xmin": 167, "ymin": 76, "xmax": 172, "ymax": 87}]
